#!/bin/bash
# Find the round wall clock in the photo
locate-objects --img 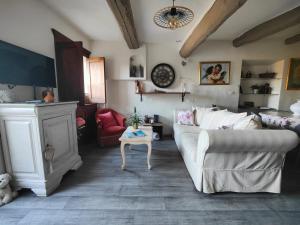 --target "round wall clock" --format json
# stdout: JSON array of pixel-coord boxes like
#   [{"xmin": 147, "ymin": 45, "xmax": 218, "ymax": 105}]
[{"xmin": 151, "ymin": 63, "xmax": 175, "ymax": 88}]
